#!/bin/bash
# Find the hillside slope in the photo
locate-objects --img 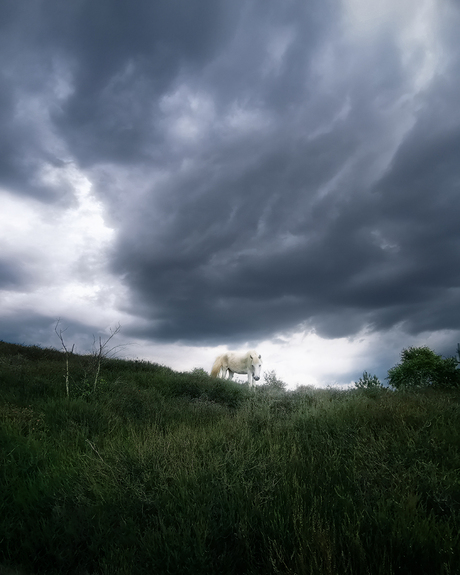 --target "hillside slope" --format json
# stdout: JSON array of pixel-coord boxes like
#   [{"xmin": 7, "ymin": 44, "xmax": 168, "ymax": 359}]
[{"xmin": 1, "ymin": 341, "xmax": 460, "ymax": 574}]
